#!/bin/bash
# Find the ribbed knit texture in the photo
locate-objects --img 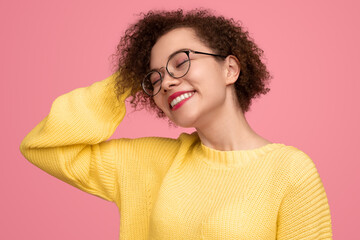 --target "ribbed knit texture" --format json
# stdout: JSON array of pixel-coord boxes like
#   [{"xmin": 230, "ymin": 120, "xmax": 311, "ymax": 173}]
[{"xmin": 20, "ymin": 72, "xmax": 333, "ymax": 240}]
